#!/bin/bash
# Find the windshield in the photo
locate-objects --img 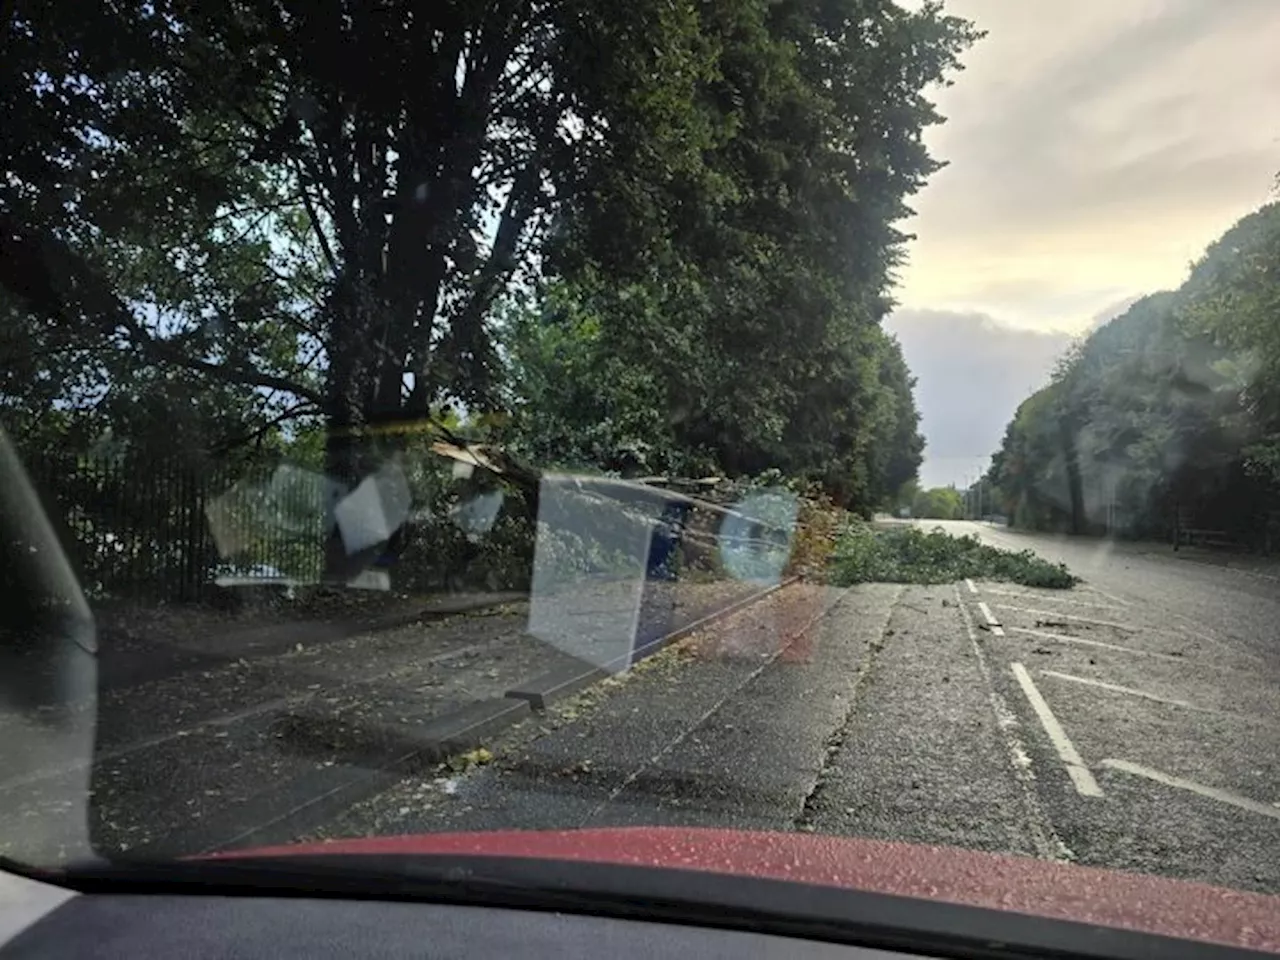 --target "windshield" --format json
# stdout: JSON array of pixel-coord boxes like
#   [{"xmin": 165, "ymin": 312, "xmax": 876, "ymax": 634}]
[{"xmin": 3, "ymin": 0, "xmax": 1280, "ymax": 948}]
